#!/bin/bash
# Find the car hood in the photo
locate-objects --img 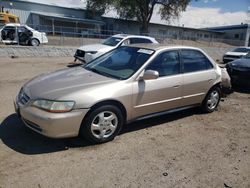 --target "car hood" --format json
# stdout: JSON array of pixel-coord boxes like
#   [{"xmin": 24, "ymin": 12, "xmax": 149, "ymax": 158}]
[
  {"xmin": 23, "ymin": 67, "xmax": 116, "ymax": 100},
  {"xmin": 225, "ymin": 52, "xmax": 248, "ymax": 56},
  {"xmin": 77, "ymin": 44, "xmax": 114, "ymax": 52},
  {"xmin": 229, "ymin": 59, "xmax": 250, "ymax": 69}
]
